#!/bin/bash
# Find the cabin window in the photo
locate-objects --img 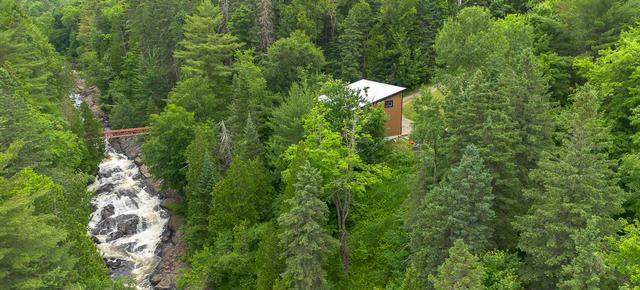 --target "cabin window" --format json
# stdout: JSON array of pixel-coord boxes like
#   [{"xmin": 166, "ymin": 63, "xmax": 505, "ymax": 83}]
[{"xmin": 384, "ymin": 100, "xmax": 394, "ymax": 108}]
